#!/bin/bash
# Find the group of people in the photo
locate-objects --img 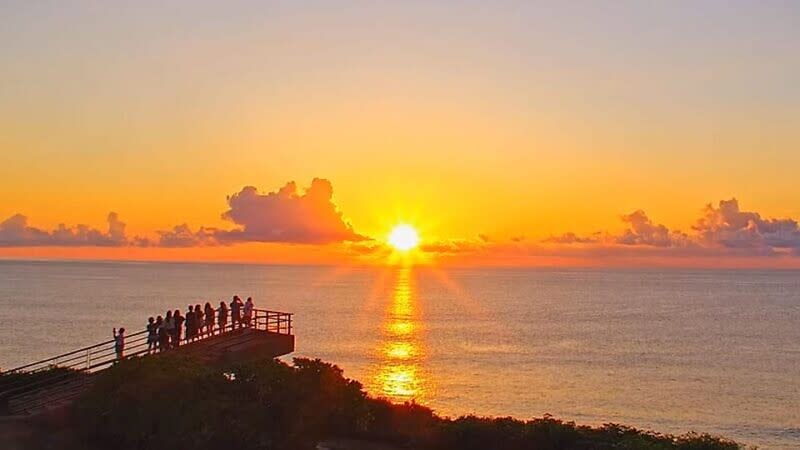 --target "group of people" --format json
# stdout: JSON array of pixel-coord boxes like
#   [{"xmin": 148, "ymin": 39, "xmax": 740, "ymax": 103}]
[{"xmin": 112, "ymin": 296, "xmax": 255, "ymax": 358}]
